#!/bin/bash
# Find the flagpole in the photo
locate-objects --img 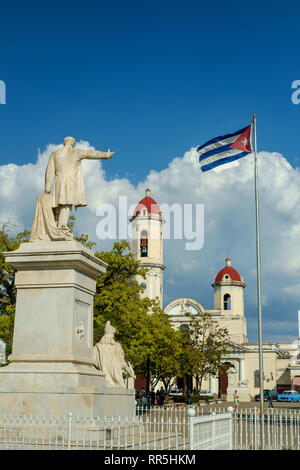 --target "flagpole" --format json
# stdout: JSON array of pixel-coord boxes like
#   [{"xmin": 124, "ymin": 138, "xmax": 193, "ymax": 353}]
[{"xmin": 253, "ymin": 113, "xmax": 264, "ymax": 449}]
